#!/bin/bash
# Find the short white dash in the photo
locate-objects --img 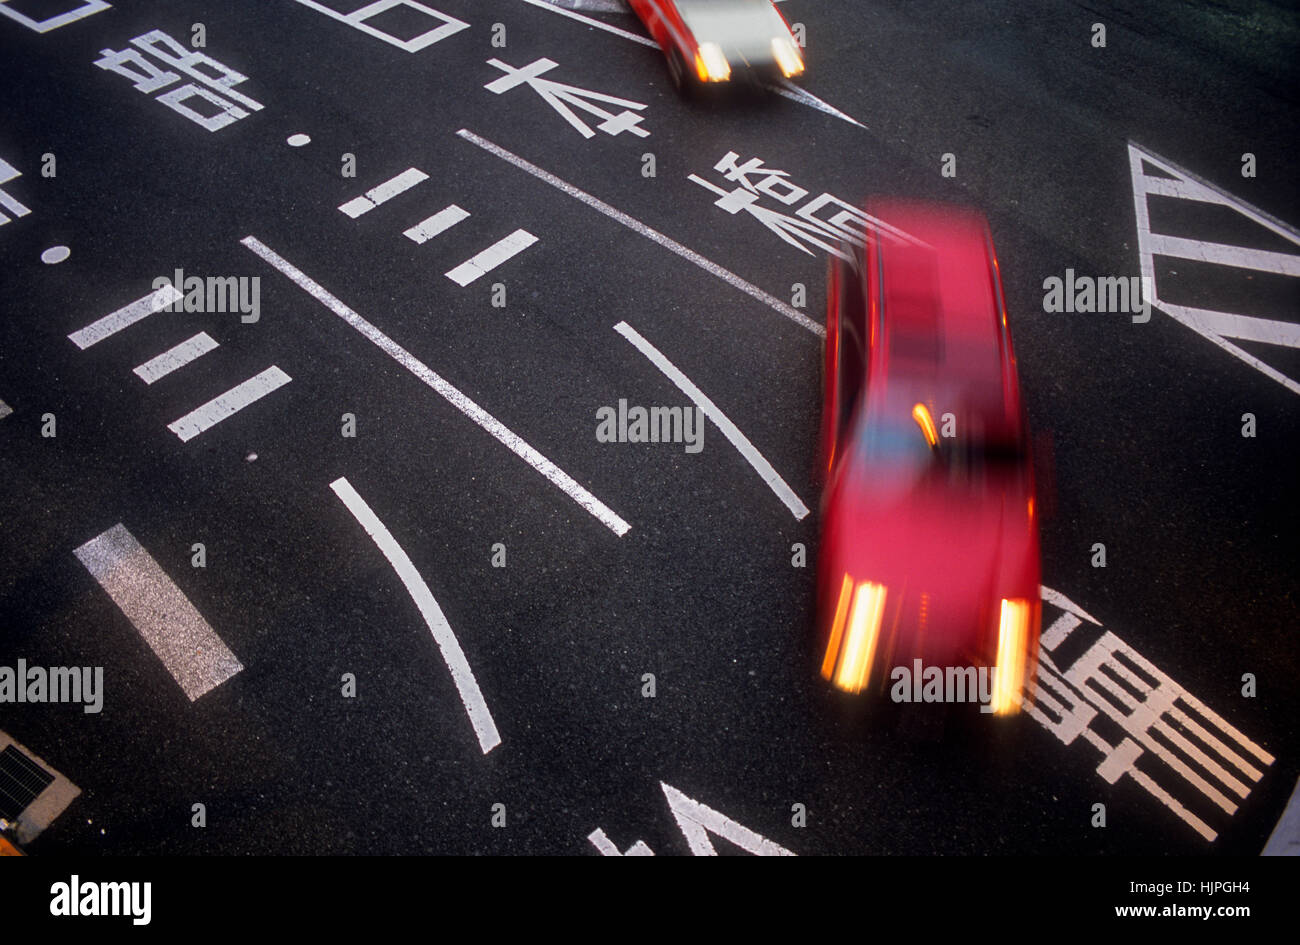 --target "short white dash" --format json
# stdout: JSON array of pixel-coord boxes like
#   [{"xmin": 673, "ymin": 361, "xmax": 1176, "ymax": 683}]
[
  {"xmin": 133, "ymin": 332, "xmax": 219, "ymax": 385},
  {"xmin": 330, "ymin": 477, "xmax": 501, "ymax": 754},
  {"xmin": 445, "ymin": 229, "xmax": 538, "ymax": 285},
  {"xmin": 241, "ymin": 235, "xmax": 630, "ymax": 537},
  {"xmin": 339, "ymin": 167, "xmax": 429, "ymax": 218},
  {"xmin": 456, "ymin": 129, "xmax": 821, "ymax": 337},
  {"xmin": 166, "ymin": 365, "xmax": 291, "ymax": 442},
  {"xmin": 73, "ymin": 523, "xmax": 243, "ymax": 701},
  {"xmin": 615, "ymin": 321, "xmax": 810, "ymax": 520},
  {"xmin": 0, "ymin": 399, "xmax": 12, "ymax": 420},
  {"xmin": 404, "ymin": 204, "xmax": 470, "ymax": 244},
  {"xmin": 68, "ymin": 285, "xmax": 184, "ymax": 350}
]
